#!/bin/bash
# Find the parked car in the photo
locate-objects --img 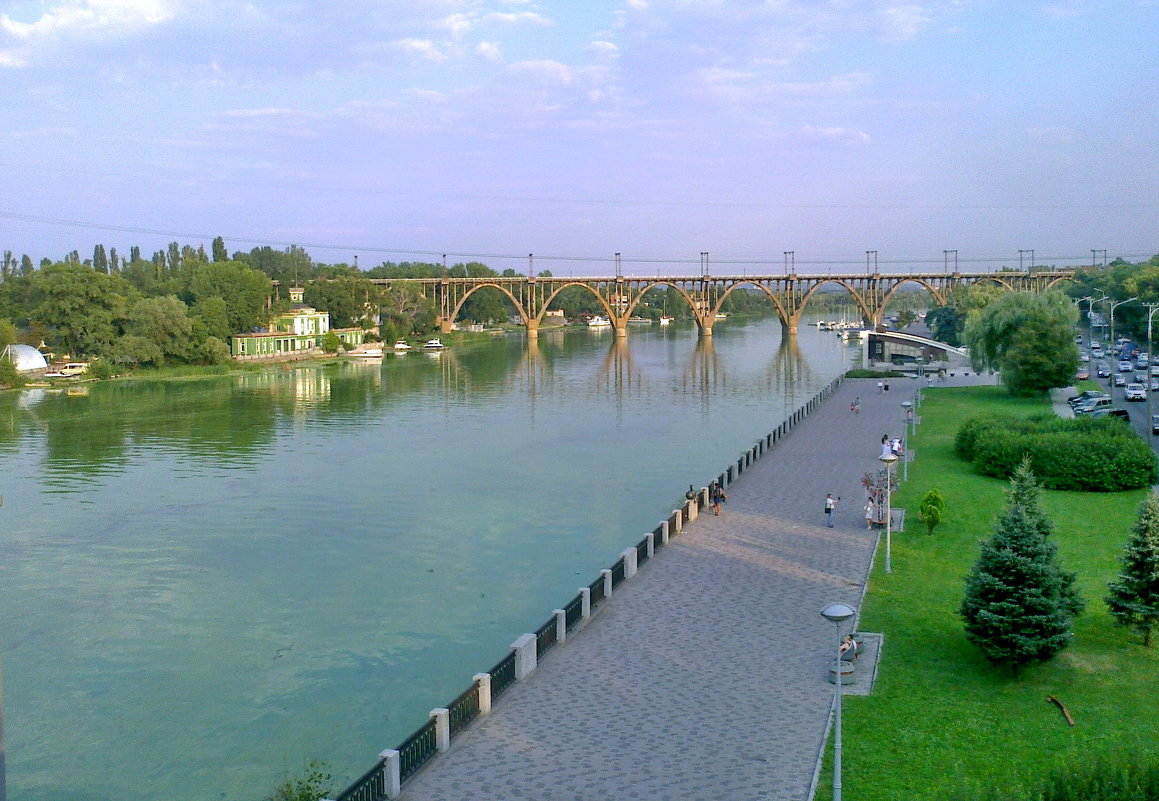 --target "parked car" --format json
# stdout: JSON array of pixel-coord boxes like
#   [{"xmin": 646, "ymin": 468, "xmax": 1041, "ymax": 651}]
[
  {"xmin": 1125, "ymin": 383, "xmax": 1146, "ymax": 401},
  {"xmin": 1075, "ymin": 397, "xmax": 1114, "ymax": 415},
  {"xmin": 1113, "ymin": 374, "xmax": 1128, "ymax": 387},
  {"xmin": 1090, "ymin": 408, "xmax": 1131, "ymax": 422},
  {"xmin": 1069, "ymin": 390, "xmax": 1107, "ymax": 407}
]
